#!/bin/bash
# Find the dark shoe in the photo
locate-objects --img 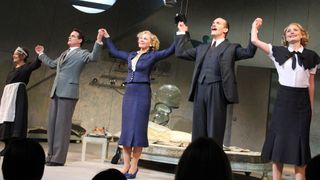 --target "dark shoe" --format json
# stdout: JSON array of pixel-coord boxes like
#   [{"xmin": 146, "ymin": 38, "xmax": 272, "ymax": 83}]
[
  {"xmin": 125, "ymin": 169, "xmax": 138, "ymax": 179},
  {"xmin": 46, "ymin": 162, "xmax": 64, "ymax": 166}
]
